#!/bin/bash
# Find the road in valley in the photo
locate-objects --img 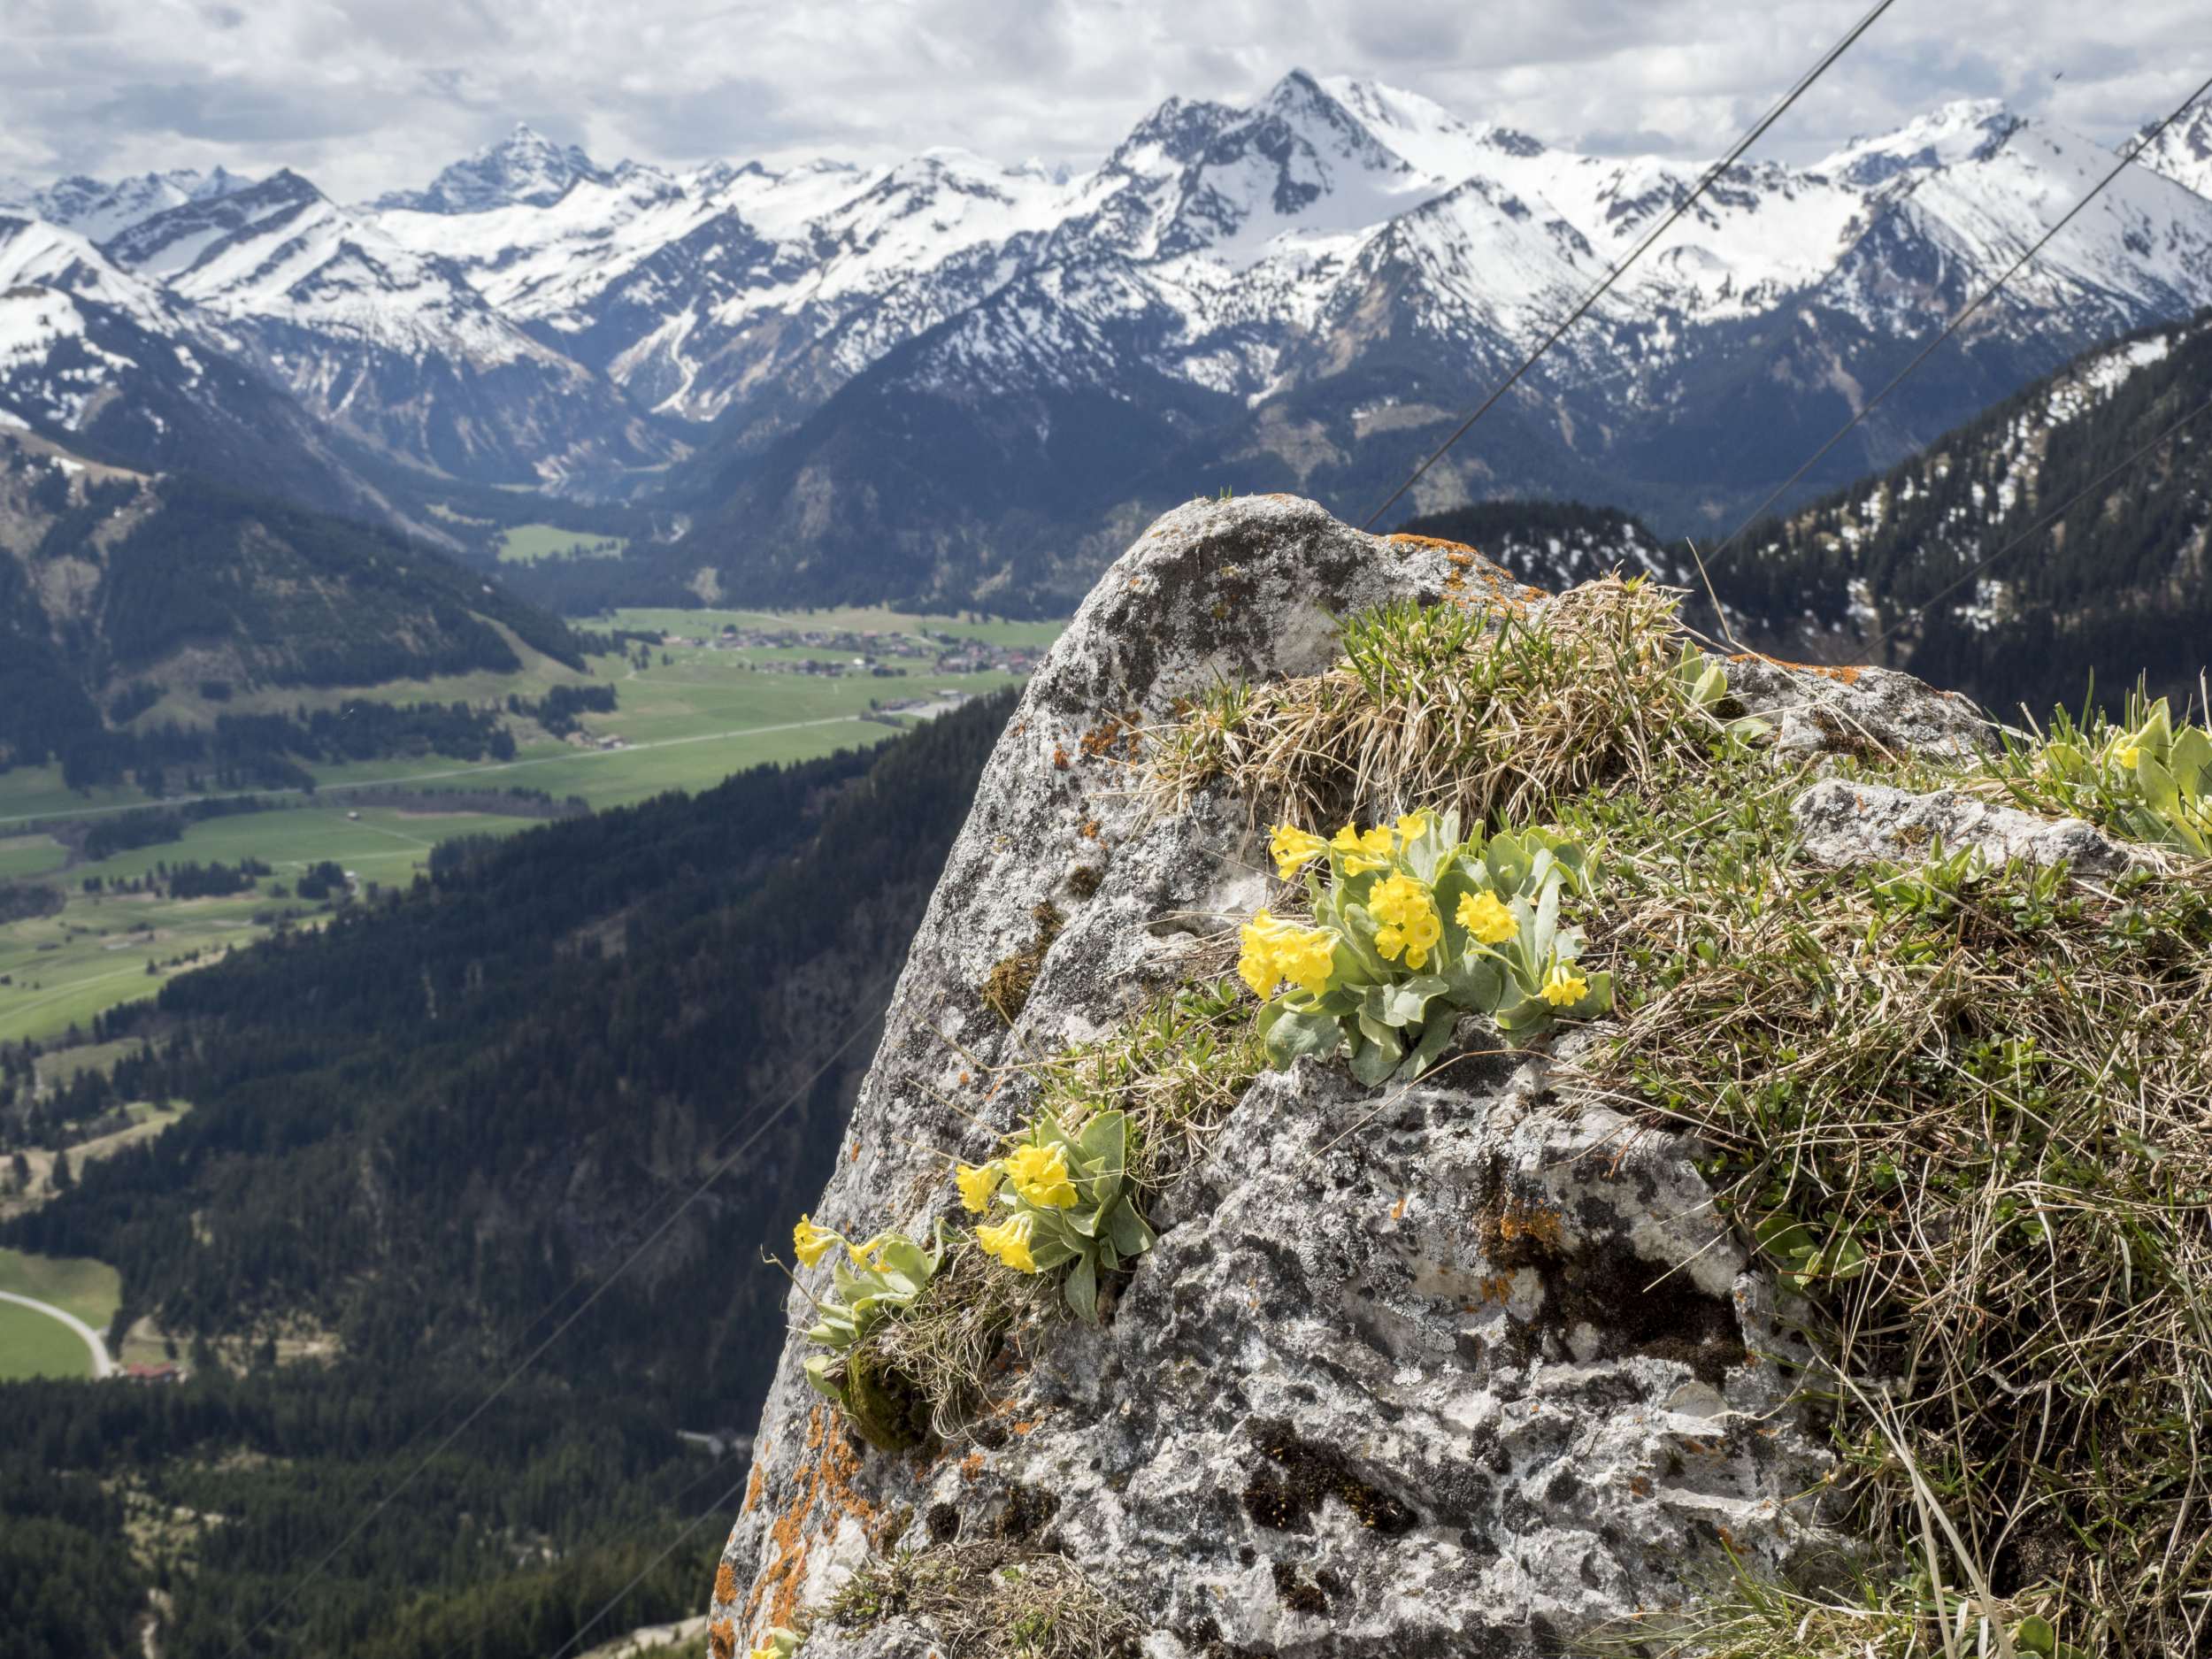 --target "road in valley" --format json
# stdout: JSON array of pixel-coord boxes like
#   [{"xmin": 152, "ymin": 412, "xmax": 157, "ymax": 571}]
[{"xmin": 0, "ymin": 1288, "xmax": 116, "ymax": 1378}]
